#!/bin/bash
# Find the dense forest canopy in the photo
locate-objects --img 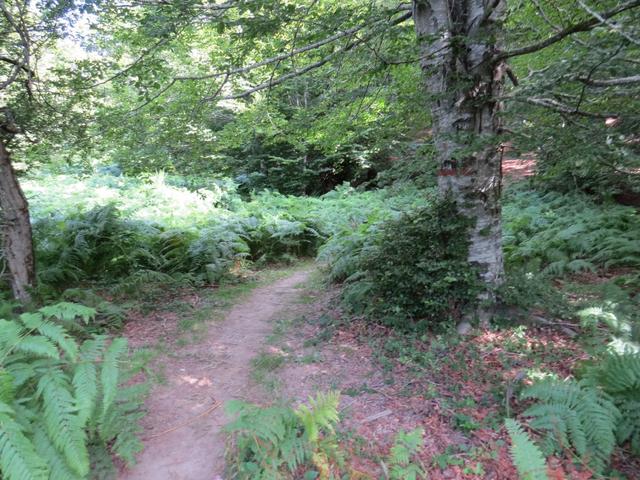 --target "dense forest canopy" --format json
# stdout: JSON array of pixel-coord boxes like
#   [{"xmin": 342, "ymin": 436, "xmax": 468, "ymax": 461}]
[{"xmin": 1, "ymin": 1, "xmax": 640, "ymax": 478}]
